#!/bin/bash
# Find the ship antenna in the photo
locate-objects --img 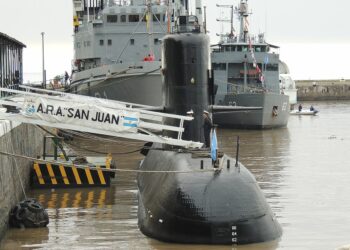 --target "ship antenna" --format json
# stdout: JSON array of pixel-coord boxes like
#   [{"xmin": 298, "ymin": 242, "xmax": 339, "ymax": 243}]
[
  {"xmin": 87, "ymin": 0, "xmax": 90, "ymax": 22},
  {"xmin": 236, "ymin": 0, "xmax": 251, "ymax": 42},
  {"xmin": 147, "ymin": 1, "xmax": 168, "ymax": 56},
  {"xmin": 230, "ymin": 5, "xmax": 234, "ymax": 38},
  {"xmin": 216, "ymin": 3, "xmax": 235, "ymax": 42},
  {"xmin": 203, "ymin": 5, "xmax": 207, "ymax": 34},
  {"xmin": 264, "ymin": 0, "xmax": 268, "ymax": 39},
  {"xmin": 235, "ymin": 136, "xmax": 240, "ymax": 172},
  {"xmin": 146, "ymin": 0, "xmax": 154, "ymax": 57},
  {"xmin": 150, "ymin": 1, "xmax": 167, "ymax": 34}
]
